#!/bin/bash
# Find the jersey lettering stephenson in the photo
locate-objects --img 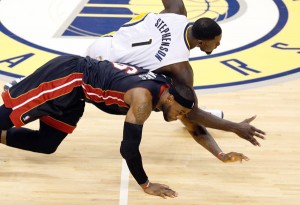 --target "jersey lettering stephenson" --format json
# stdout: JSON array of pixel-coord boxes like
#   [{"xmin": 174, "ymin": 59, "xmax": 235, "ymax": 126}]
[{"xmin": 154, "ymin": 18, "xmax": 172, "ymax": 62}]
